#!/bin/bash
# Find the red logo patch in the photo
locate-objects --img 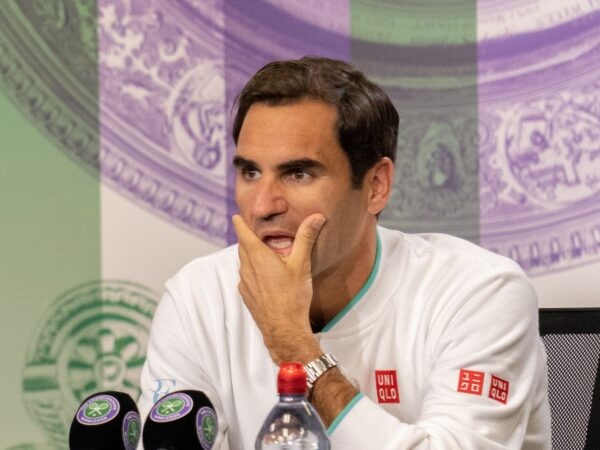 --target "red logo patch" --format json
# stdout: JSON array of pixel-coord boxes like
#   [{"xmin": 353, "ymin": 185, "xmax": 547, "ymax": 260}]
[
  {"xmin": 375, "ymin": 370, "xmax": 400, "ymax": 403},
  {"xmin": 457, "ymin": 369, "xmax": 484, "ymax": 396},
  {"xmin": 488, "ymin": 375, "xmax": 510, "ymax": 404}
]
